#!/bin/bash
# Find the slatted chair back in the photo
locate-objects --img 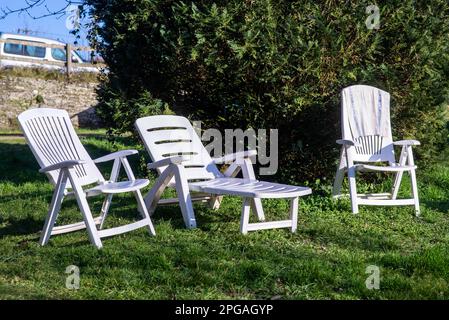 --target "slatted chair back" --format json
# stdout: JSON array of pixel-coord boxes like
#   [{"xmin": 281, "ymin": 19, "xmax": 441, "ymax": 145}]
[
  {"xmin": 135, "ymin": 115, "xmax": 222, "ymax": 183},
  {"xmin": 341, "ymin": 85, "xmax": 395, "ymax": 164},
  {"xmin": 18, "ymin": 108, "xmax": 104, "ymax": 187}
]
